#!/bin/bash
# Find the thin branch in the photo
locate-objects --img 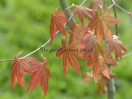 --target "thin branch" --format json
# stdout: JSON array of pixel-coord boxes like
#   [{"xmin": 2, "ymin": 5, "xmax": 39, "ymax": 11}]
[
  {"xmin": 0, "ymin": 0, "xmax": 88, "ymax": 62},
  {"xmin": 115, "ymin": 4, "xmax": 132, "ymax": 16},
  {"xmin": 107, "ymin": 3, "xmax": 115, "ymax": 9},
  {"xmin": 0, "ymin": 59, "xmax": 14, "ymax": 62},
  {"xmin": 111, "ymin": 0, "xmax": 115, "ymax": 4},
  {"xmin": 108, "ymin": 0, "xmax": 132, "ymax": 16},
  {"xmin": 122, "ymin": 52, "xmax": 132, "ymax": 59},
  {"xmin": 22, "ymin": 39, "xmax": 52, "ymax": 58}
]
